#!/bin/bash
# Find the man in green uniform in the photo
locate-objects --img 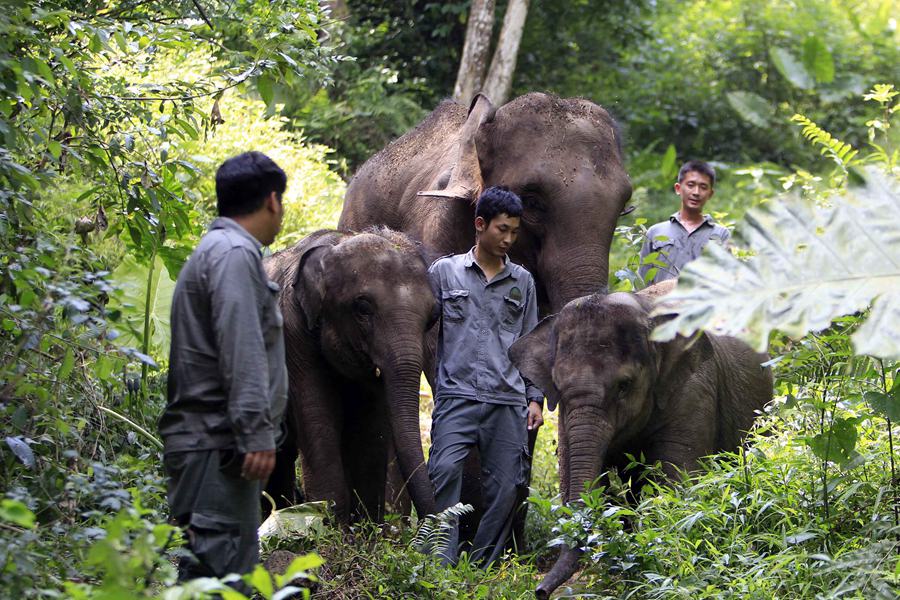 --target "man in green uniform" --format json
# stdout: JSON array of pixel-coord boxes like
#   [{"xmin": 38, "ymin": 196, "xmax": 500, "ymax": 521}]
[{"xmin": 159, "ymin": 151, "xmax": 289, "ymax": 581}]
